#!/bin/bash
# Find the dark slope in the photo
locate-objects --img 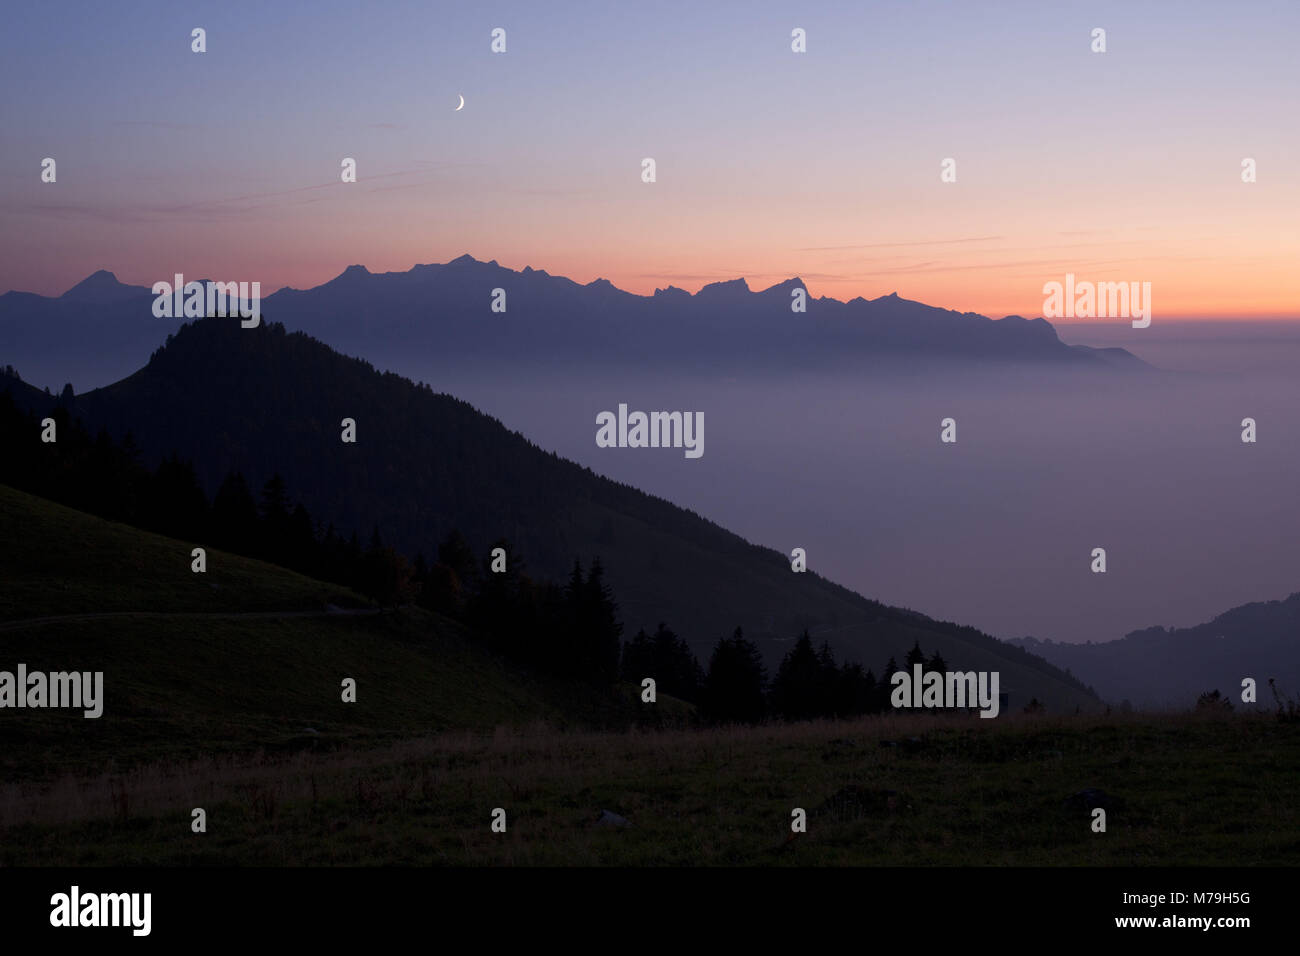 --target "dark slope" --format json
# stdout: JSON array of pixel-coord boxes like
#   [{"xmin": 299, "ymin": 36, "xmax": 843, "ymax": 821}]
[
  {"xmin": 57, "ymin": 317, "xmax": 1101, "ymax": 710},
  {"xmin": 0, "ymin": 483, "xmax": 576, "ymax": 778},
  {"xmin": 0, "ymin": 365, "xmax": 57, "ymax": 414}
]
